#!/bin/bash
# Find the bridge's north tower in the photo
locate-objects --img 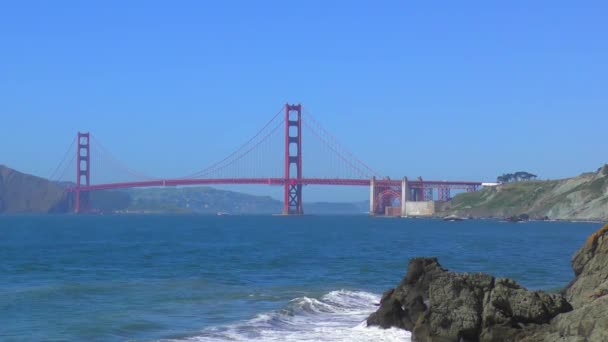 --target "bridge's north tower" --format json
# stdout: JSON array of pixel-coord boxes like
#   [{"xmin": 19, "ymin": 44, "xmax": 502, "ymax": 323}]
[
  {"xmin": 75, "ymin": 132, "xmax": 91, "ymax": 213},
  {"xmin": 283, "ymin": 104, "xmax": 303, "ymax": 215}
]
